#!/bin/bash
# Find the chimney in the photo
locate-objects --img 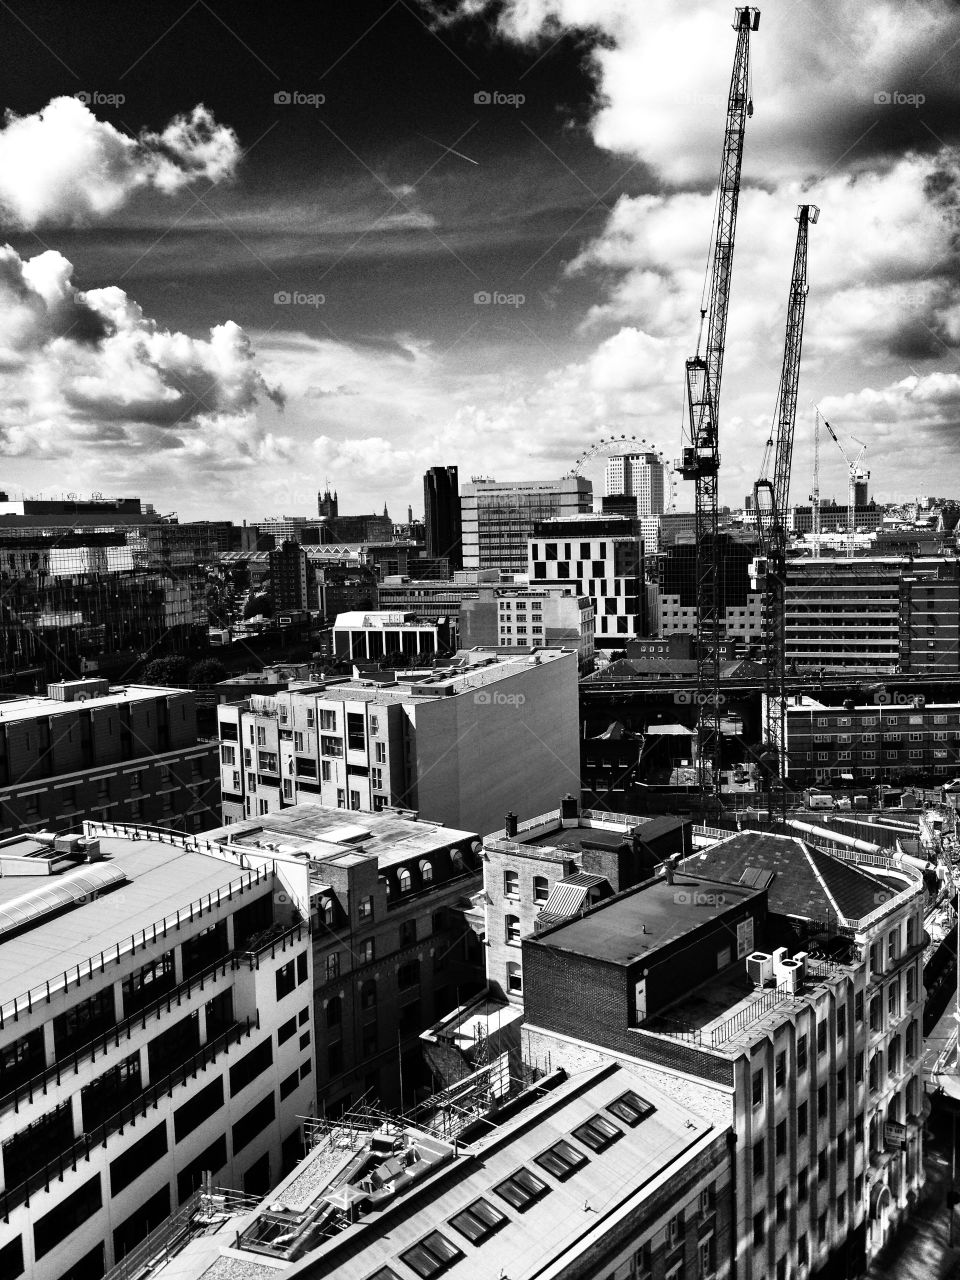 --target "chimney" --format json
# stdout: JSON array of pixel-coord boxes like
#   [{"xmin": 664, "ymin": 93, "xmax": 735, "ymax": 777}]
[
  {"xmin": 504, "ymin": 813, "xmax": 518, "ymax": 838},
  {"xmin": 664, "ymin": 861, "xmax": 674, "ymax": 885}
]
